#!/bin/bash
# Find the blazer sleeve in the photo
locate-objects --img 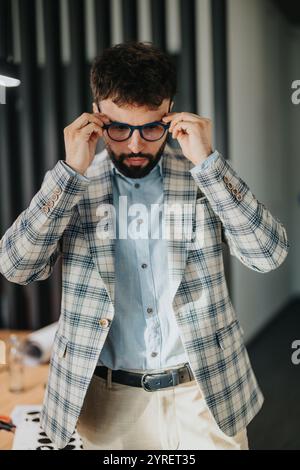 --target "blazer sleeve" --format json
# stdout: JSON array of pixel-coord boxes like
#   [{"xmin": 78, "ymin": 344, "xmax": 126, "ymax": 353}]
[
  {"xmin": 0, "ymin": 160, "xmax": 90, "ymax": 285},
  {"xmin": 190, "ymin": 151, "xmax": 289, "ymax": 273}
]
